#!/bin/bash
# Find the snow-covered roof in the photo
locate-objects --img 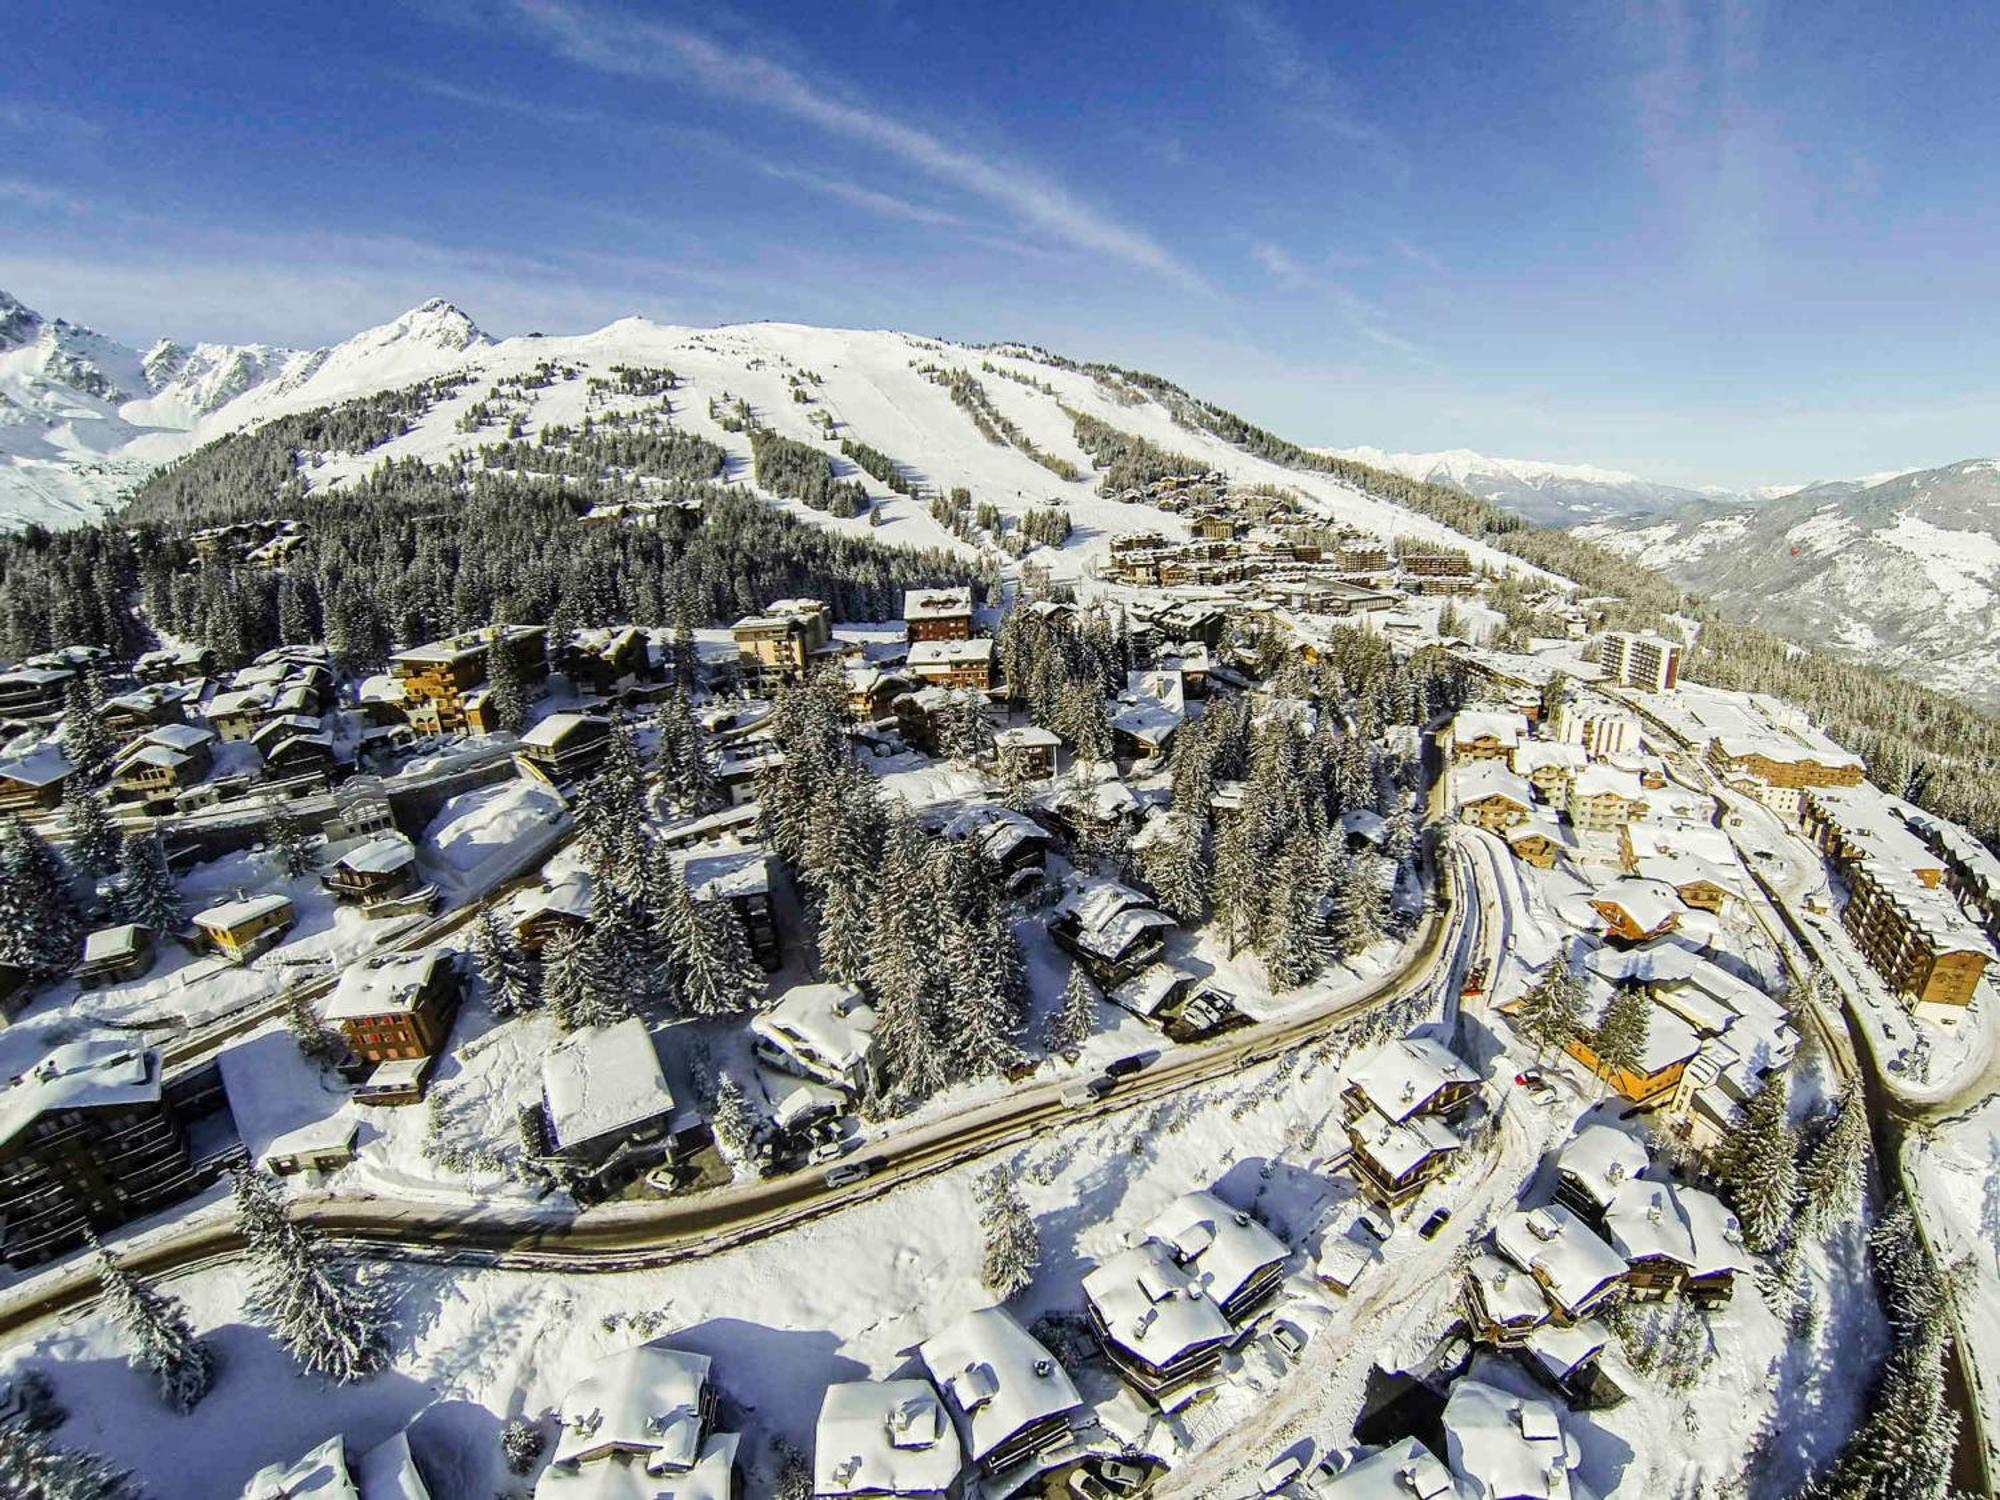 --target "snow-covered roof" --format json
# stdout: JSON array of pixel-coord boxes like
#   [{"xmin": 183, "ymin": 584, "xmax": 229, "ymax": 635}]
[
  {"xmin": 142, "ymin": 721, "xmax": 215, "ymax": 752},
  {"xmin": 903, "ymin": 586, "xmax": 974, "ymax": 621},
  {"xmin": 355, "ymin": 1428, "xmax": 432, "ymax": 1500},
  {"xmin": 1348, "ymin": 1104, "xmax": 1464, "ymax": 1181},
  {"xmin": 1454, "ymin": 762, "xmax": 1532, "ymax": 811},
  {"xmin": 1511, "ymin": 742, "xmax": 1588, "ymax": 775},
  {"xmin": 993, "ymin": 724, "xmax": 1061, "ymax": 748},
  {"xmin": 338, "ymin": 833, "xmax": 417, "ymax": 876},
  {"xmin": 1142, "ymin": 1191, "xmax": 1289, "ymax": 1313},
  {"xmin": 542, "ymin": 1018, "xmax": 675, "ymax": 1152},
  {"xmin": 358, "ymin": 673, "xmax": 407, "ymax": 705},
  {"xmin": 1711, "ymin": 734, "xmax": 1862, "ymax": 770},
  {"xmin": 80, "ymin": 923, "xmax": 146, "ymax": 964},
  {"xmin": 0, "ymin": 747, "xmax": 73, "ymax": 787},
  {"xmin": 1554, "ymin": 1126, "xmax": 1649, "ymax": 1212},
  {"xmin": 1588, "ymin": 877, "xmax": 1682, "ymax": 933},
  {"xmin": 1346, "ymin": 1035, "xmax": 1479, "ymax": 1123},
  {"xmin": 678, "ymin": 843, "xmax": 773, "ymax": 902},
  {"xmin": 1676, "ymin": 1186, "xmax": 1752, "ymax": 1279},
  {"xmin": 239, "ymin": 1435, "xmax": 364, "ymax": 1500},
  {"xmin": 1573, "ymin": 980, "xmax": 1704, "ymax": 1077},
  {"xmin": 545, "ymin": 1344, "xmax": 715, "ymax": 1475},
  {"xmin": 1572, "ymin": 764, "xmax": 1646, "ymax": 803},
  {"xmin": 536, "ymin": 1433, "xmax": 740, "ymax": 1500},
  {"xmin": 1111, "ymin": 962, "xmax": 1192, "ymax": 1018},
  {"xmin": 814, "ymin": 1379, "xmax": 963, "ymax": 1498},
  {"xmin": 193, "ymin": 892, "xmax": 295, "ymax": 933},
  {"xmin": 1109, "ymin": 694, "xmax": 1182, "ymax": 750},
  {"xmin": 920, "ymin": 1305, "xmax": 1081, "ymax": 1466},
  {"xmin": 515, "ymin": 872, "xmax": 595, "ymax": 926},
  {"xmin": 0, "ymin": 1034, "xmax": 160, "ymax": 1150},
  {"xmin": 1317, "ymin": 1437, "xmax": 1460, "ymax": 1499},
  {"xmin": 751, "ymin": 983, "xmax": 878, "ymax": 1074},
  {"xmin": 1441, "ymin": 1378, "xmax": 1579, "ymax": 1500},
  {"xmin": 1083, "ymin": 1239, "xmax": 1235, "ymax": 1370},
  {"xmin": 1449, "ymin": 710, "xmax": 1528, "ymax": 748},
  {"xmin": 907, "ymin": 638, "xmax": 994, "ymax": 667},
  {"xmin": 1493, "ymin": 1204, "xmax": 1629, "ymax": 1319},
  {"xmin": 325, "ymin": 949, "xmax": 451, "ymax": 1020},
  {"xmin": 1341, "ymin": 807, "xmax": 1389, "ymax": 845},
  {"xmin": 1464, "ymin": 1251, "xmax": 1548, "ymax": 1332},
  {"xmin": 207, "ymin": 684, "xmax": 276, "ymax": 718},
  {"xmin": 1525, "ymin": 1319, "xmax": 1610, "ymax": 1385},
  {"xmin": 521, "ymin": 712, "xmax": 609, "ymax": 749},
  {"xmin": 1604, "ymin": 1179, "xmax": 1697, "ymax": 1267}
]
